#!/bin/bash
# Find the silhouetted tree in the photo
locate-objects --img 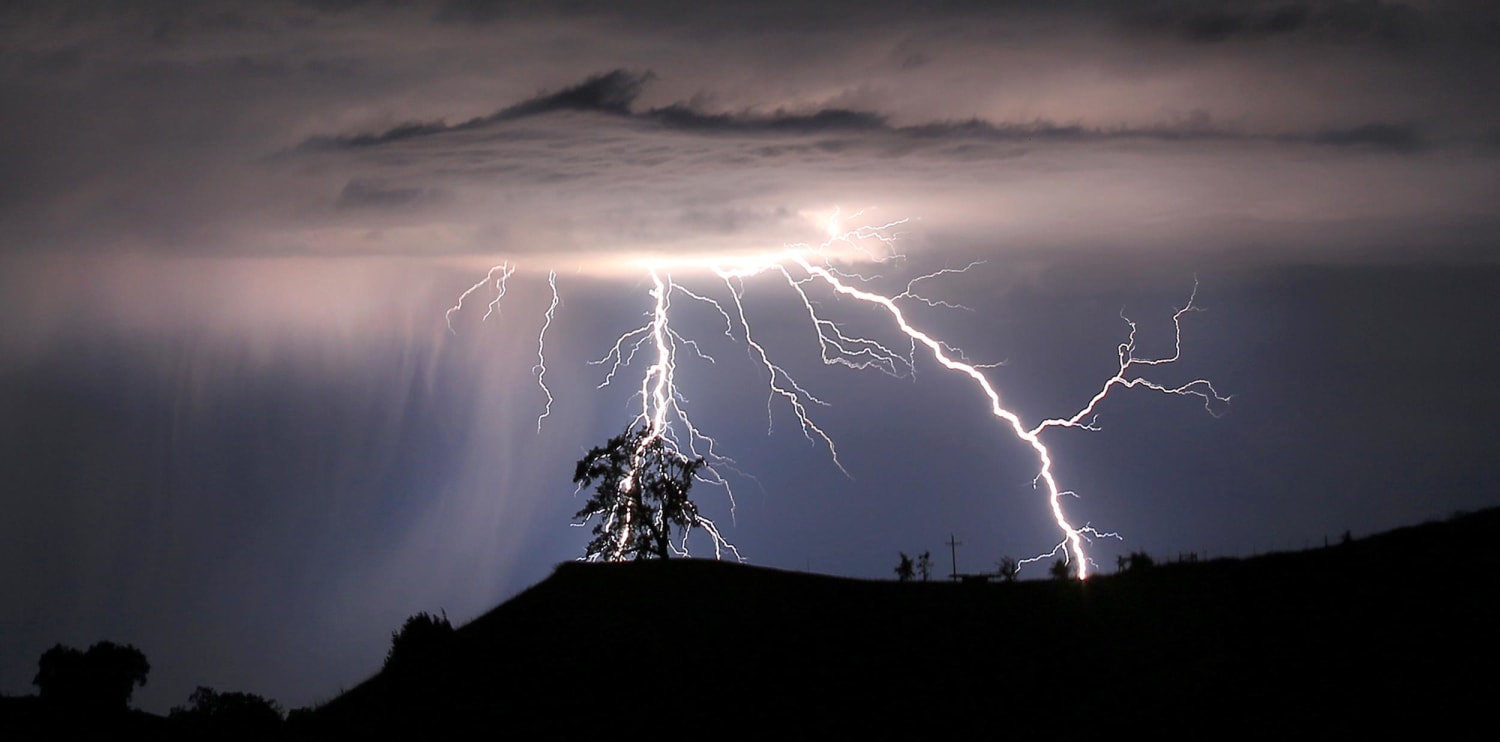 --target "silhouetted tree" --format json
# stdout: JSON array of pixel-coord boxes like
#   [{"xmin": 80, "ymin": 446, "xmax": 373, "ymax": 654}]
[
  {"xmin": 1127, "ymin": 550, "xmax": 1156, "ymax": 572},
  {"xmin": 895, "ymin": 552, "xmax": 915, "ymax": 582},
  {"xmin": 33, "ymin": 641, "xmax": 149, "ymax": 711},
  {"xmin": 169, "ymin": 686, "xmax": 283, "ymax": 738},
  {"xmin": 916, "ymin": 551, "xmax": 933, "ymax": 581},
  {"xmin": 996, "ymin": 556, "xmax": 1019, "ymax": 583},
  {"xmin": 1117, "ymin": 554, "xmax": 1129, "ymax": 573},
  {"xmin": 573, "ymin": 424, "xmax": 705, "ymax": 561},
  {"xmin": 385, "ymin": 610, "xmax": 456, "ymax": 674},
  {"xmin": 1049, "ymin": 558, "xmax": 1074, "ymax": 581}
]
